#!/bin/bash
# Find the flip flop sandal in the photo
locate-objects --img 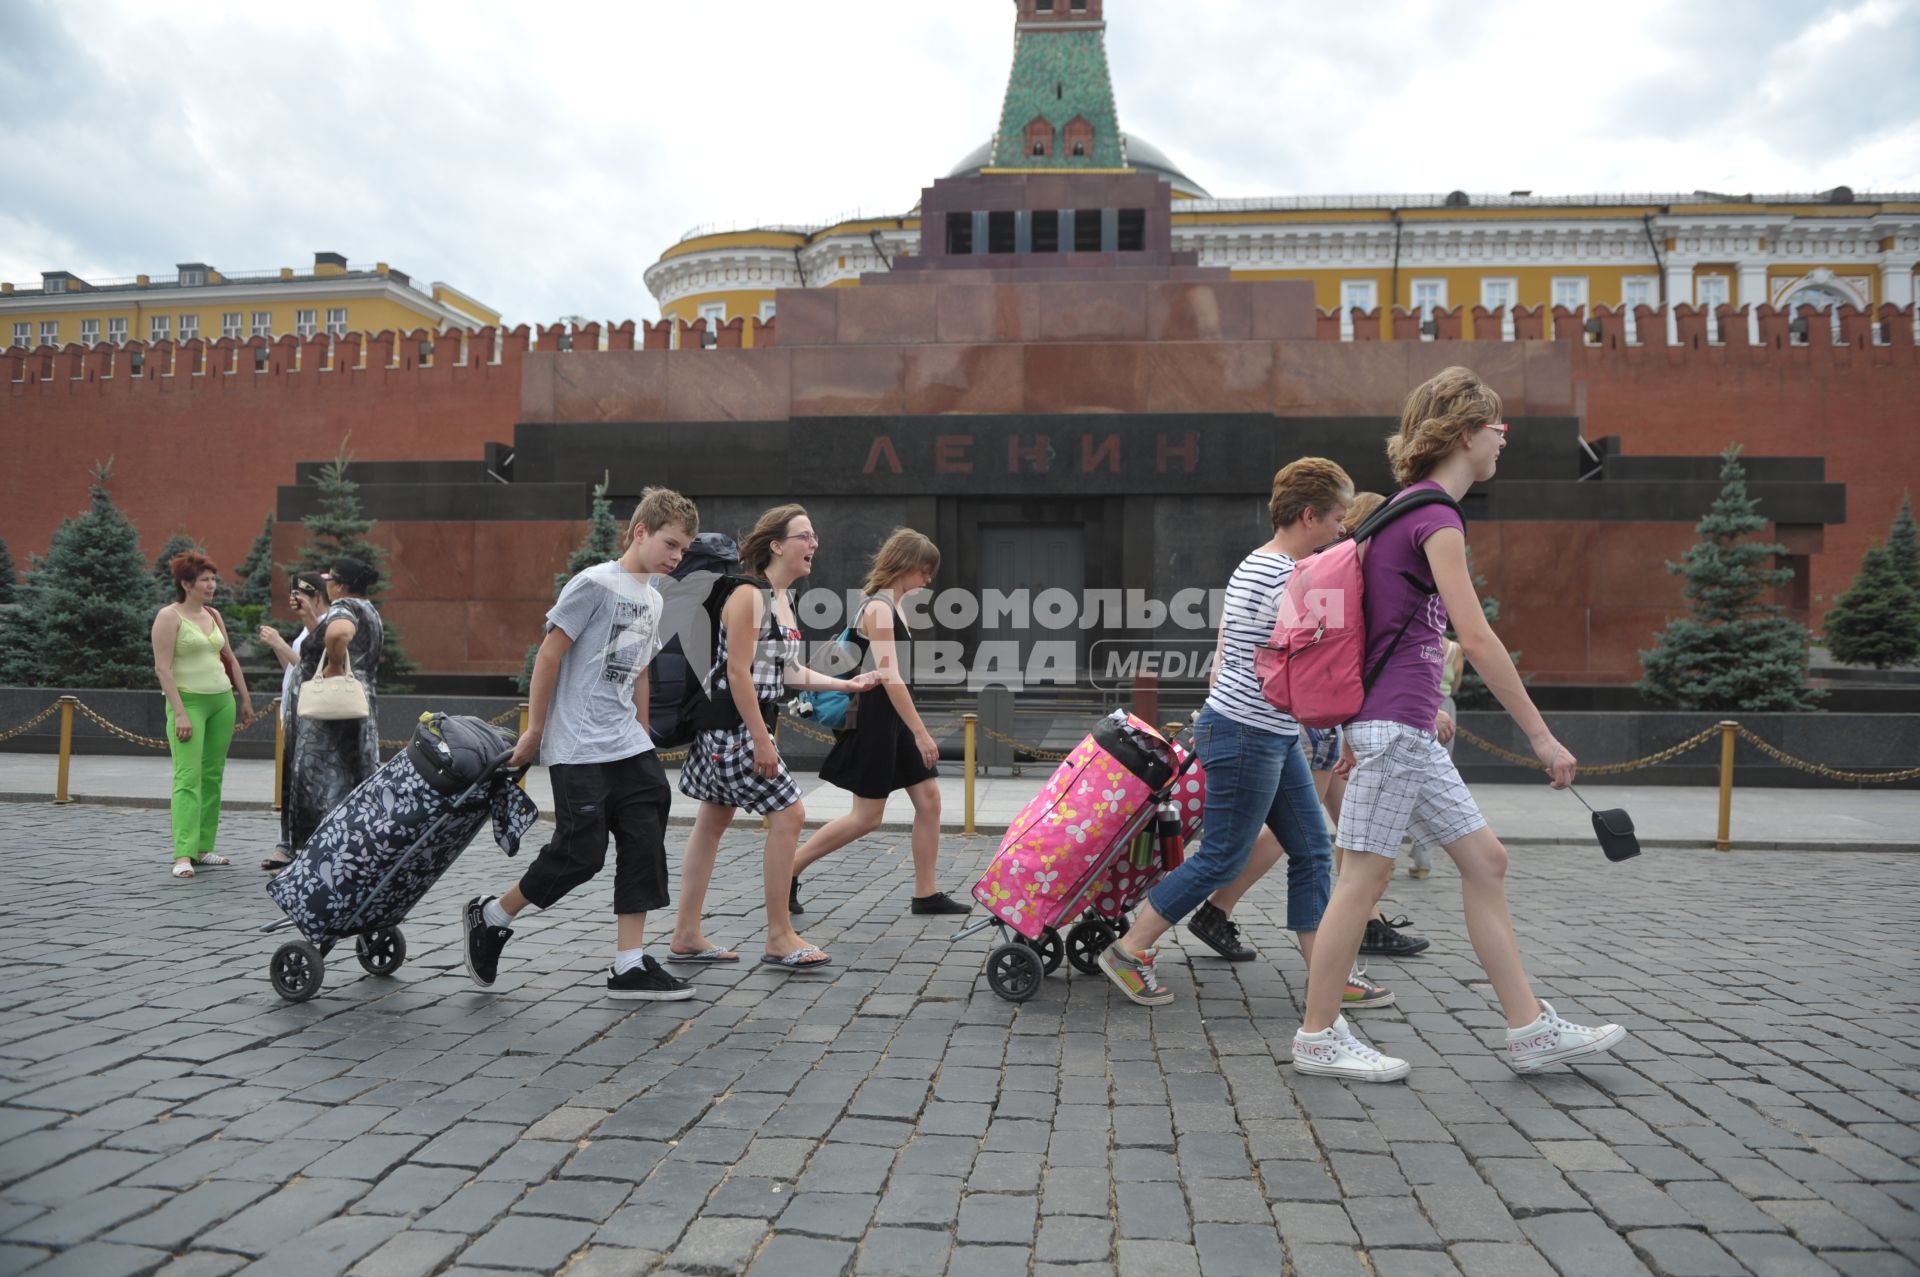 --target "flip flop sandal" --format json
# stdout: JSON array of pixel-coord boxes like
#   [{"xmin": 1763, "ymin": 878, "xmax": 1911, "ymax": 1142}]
[
  {"xmin": 666, "ymin": 947, "xmax": 741, "ymax": 964},
  {"xmin": 758, "ymin": 947, "xmax": 831, "ymax": 970},
  {"xmin": 260, "ymin": 855, "xmax": 293, "ymax": 872},
  {"xmin": 171, "ymin": 861, "xmax": 194, "ymax": 879},
  {"xmin": 194, "ymin": 854, "xmax": 232, "ymax": 867}
]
